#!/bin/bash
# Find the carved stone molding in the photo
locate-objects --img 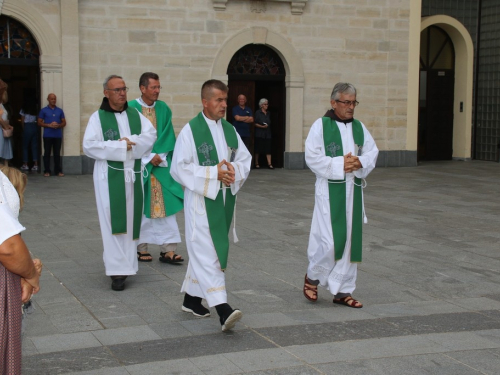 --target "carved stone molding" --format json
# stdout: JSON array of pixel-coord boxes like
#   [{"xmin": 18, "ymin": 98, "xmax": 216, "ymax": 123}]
[
  {"xmin": 250, "ymin": 1, "xmax": 266, "ymax": 13},
  {"xmin": 0, "ymin": 0, "xmax": 4, "ymax": 13},
  {"xmin": 213, "ymin": 0, "xmax": 308, "ymax": 15}
]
